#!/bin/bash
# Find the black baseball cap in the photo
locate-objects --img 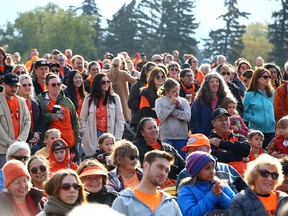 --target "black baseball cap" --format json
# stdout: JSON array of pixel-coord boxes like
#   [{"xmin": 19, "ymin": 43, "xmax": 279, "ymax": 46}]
[
  {"xmin": 211, "ymin": 108, "xmax": 231, "ymax": 121},
  {"xmin": 51, "ymin": 139, "xmax": 69, "ymax": 152},
  {"xmin": 34, "ymin": 59, "xmax": 49, "ymax": 68},
  {"xmin": 3, "ymin": 73, "xmax": 20, "ymax": 86}
]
